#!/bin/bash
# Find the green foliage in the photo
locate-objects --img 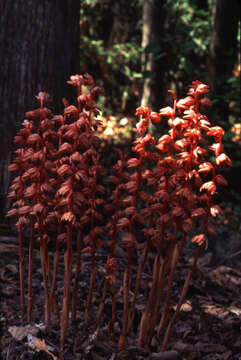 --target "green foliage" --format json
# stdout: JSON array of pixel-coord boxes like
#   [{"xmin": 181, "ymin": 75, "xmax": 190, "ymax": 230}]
[
  {"xmin": 80, "ymin": 1, "xmax": 240, "ymax": 133},
  {"xmin": 80, "ymin": 0, "xmax": 142, "ymax": 112},
  {"xmin": 163, "ymin": 0, "xmax": 212, "ymax": 90}
]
